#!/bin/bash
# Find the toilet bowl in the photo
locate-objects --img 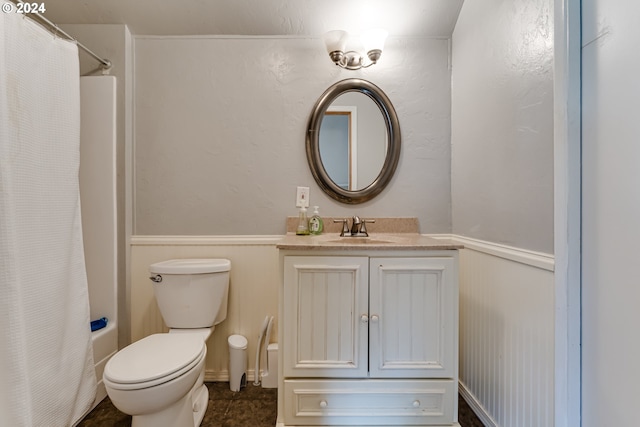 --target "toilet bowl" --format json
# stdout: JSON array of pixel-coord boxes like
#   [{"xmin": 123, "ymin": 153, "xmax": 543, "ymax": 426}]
[
  {"xmin": 103, "ymin": 259, "xmax": 230, "ymax": 427},
  {"xmin": 104, "ymin": 333, "xmax": 207, "ymax": 427}
]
